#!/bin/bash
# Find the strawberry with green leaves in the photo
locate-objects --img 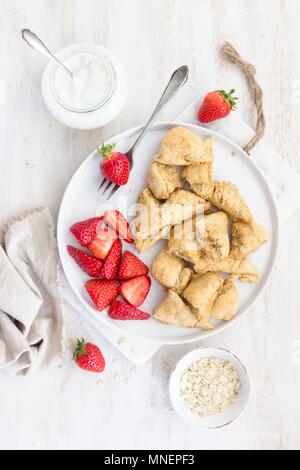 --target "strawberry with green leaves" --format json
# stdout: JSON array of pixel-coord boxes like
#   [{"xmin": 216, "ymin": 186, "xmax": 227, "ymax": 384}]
[
  {"xmin": 197, "ymin": 89, "xmax": 238, "ymax": 123},
  {"xmin": 73, "ymin": 338, "xmax": 105, "ymax": 373},
  {"xmin": 98, "ymin": 143, "xmax": 130, "ymax": 185}
]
